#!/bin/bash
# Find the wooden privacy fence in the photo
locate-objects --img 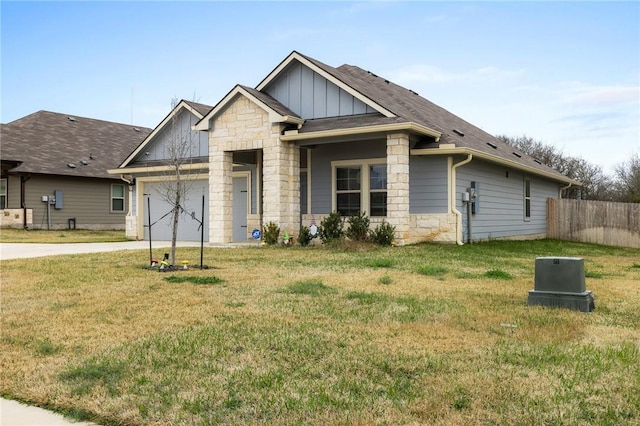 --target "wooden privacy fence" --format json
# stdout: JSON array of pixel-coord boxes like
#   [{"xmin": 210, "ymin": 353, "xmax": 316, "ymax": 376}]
[{"xmin": 547, "ymin": 198, "xmax": 640, "ymax": 248}]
